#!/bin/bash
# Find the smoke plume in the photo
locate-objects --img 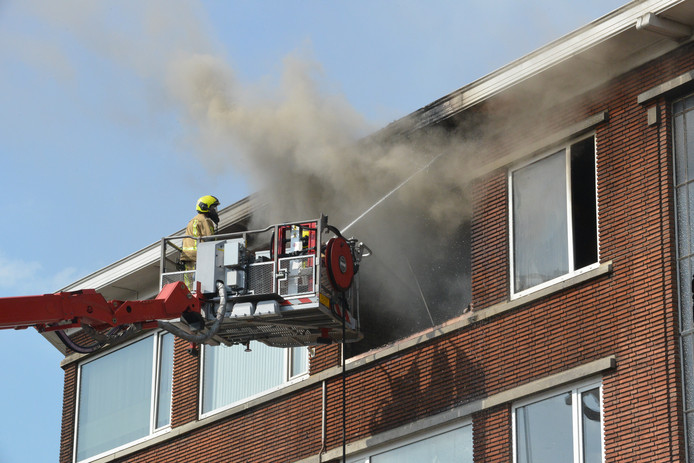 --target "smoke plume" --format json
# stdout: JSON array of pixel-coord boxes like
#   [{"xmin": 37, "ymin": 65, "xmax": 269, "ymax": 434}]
[
  {"xmin": 165, "ymin": 49, "xmax": 479, "ymax": 348},
  {"xmin": 19, "ymin": 0, "xmax": 480, "ymax": 349},
  {"xmin": 166, "ymin": 49, "xmax": 476, "ymax": 228}
]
